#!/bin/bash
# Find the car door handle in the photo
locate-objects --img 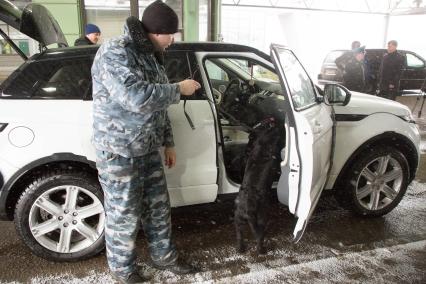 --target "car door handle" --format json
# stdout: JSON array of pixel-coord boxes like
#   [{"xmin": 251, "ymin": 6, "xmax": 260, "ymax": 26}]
[
  {"xmin": 313, "ymin": 126, "xmax": 322, "ymax": 134},
  {"xmin": 313, "ymin": 120, "xmax": 322, "ymax": 134}
]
